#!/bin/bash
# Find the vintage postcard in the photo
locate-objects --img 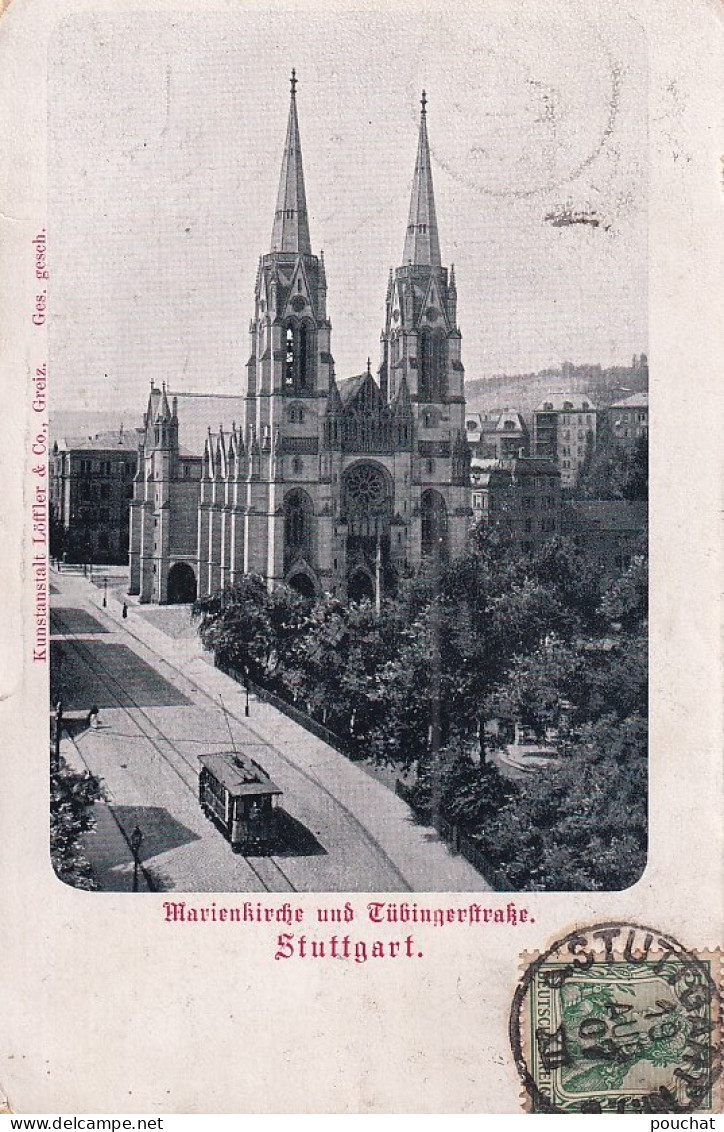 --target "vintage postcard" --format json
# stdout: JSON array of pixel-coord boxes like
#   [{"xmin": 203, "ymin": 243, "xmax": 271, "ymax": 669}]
[{"xmin": 0, "ymin": 0, "xmax": 721, "ymax": 1114}]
